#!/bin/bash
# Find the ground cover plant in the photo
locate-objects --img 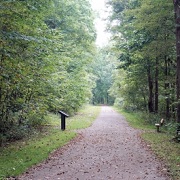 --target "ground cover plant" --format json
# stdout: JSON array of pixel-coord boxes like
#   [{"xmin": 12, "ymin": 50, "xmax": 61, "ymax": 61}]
[
  {"xmin": 0, "ymin": 129, "xmax": 76, "ymax": 179},
  {"xmin": 142, "ymin": 133, "xmax": 180, "ymax": 180},
  {"xmin": 116, "ymin": 108, "xmax": 180, "ymax": 180},
  {"xmin": 0, "ymin": 105, "xmax": 101, "ymax": 179}
]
